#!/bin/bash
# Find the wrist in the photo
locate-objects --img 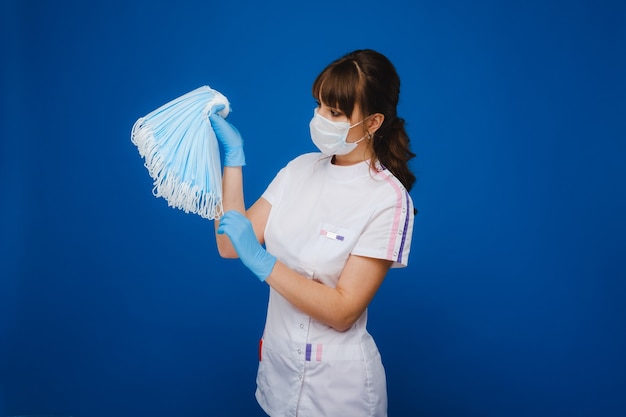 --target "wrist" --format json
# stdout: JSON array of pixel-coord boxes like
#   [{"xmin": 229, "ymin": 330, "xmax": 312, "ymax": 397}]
[
  {"xmin": 224, "ymin": 146, "xmax": 246, "ymax": 167},
  {"xmin": 255, "ymin": 252, "xmax": 277, "ymax": 282}
]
